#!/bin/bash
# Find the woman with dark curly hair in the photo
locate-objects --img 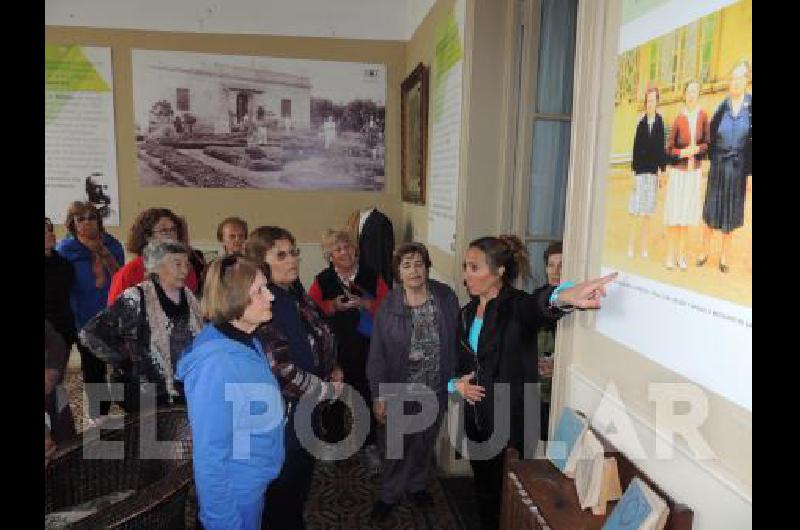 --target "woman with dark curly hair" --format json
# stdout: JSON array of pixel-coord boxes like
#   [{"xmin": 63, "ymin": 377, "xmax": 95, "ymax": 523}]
[{"xmin": 108, "ymin": 208, "xmax": 198, "ymax": 303}]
